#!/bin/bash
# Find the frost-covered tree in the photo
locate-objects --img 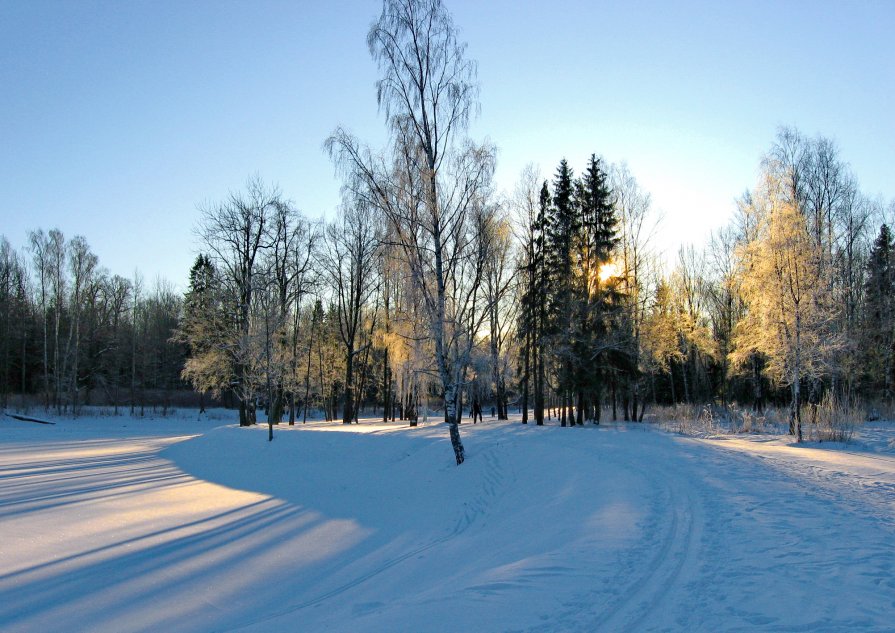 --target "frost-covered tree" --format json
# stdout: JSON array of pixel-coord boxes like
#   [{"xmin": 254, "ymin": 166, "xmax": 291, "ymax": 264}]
[
  {"xmin": 543, "ymin": 160, "xmax": 578, "ymax": 425},
  {"xmin": 642, "ymin": 279, "xmax": 684, "ymax": 402},
  {"xmin": 264, "ymin": 201, "xmax": 317, "ymax": 424},
  {"xmin": 323, "ymin": 199, "xmax": 381, "ymax": 424},
  {"xmin": 66, "ymin": 236, "xmax": 98, "ymax": 413},
  {"xmin": 196, "ymin": 177, "xmax": 279, "ymax": 426},
  {"xmin": 177, "ymin": 255, "xmax": 230, "ymax": 411},
  {"xmin": 610, "ymin": 162, "xmax": 659, "ymax": 420},
  {"xmin": 731, "ymin": 174, "xmax": 840, "ymax": 441},
  {"xmin": 512, "ymin": 165, "xmax": 542, "ymax": 424},
  {"xmin": 574, "ymin": 154, "xmax": 621, "ymax": 424},
  {"xmin": 480, "ymin": 203, "xmax": 516, "ymax": 420},
  {"xmin": 328, "ymin": 0, "xmax": 493, "ymax": 464},
  {"xmin": 0, "ymin": 239, "xmax": 29, "ymax": 408}
]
